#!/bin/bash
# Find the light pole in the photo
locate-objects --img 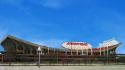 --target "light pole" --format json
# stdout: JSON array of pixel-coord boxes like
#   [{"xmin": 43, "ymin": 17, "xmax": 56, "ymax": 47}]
[{"xmin": 37, "ymin": 46, "xmax": 42, "ymax": 68}]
